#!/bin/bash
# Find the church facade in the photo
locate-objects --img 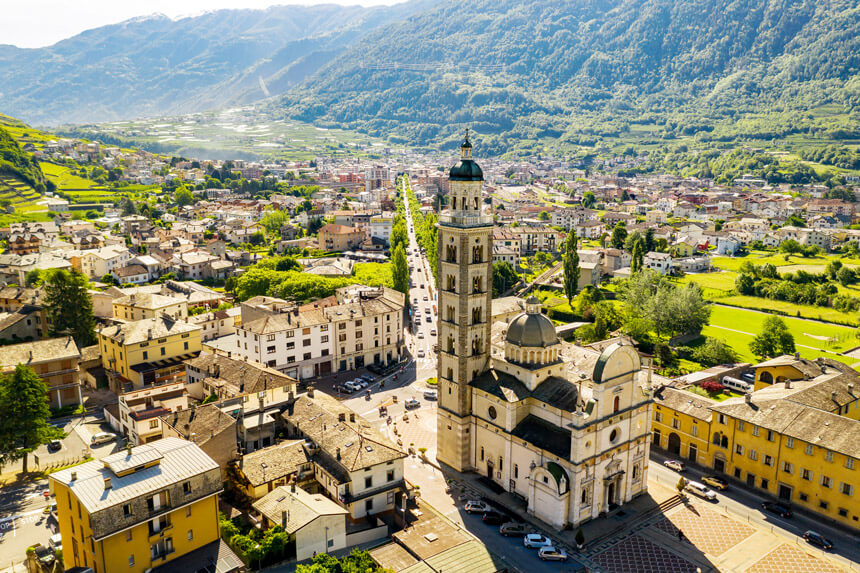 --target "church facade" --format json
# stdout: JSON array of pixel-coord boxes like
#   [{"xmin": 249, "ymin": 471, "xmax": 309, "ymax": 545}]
[{"xmin": 436, "ymin": 133, "xmax": 654, "ymax": 529}]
